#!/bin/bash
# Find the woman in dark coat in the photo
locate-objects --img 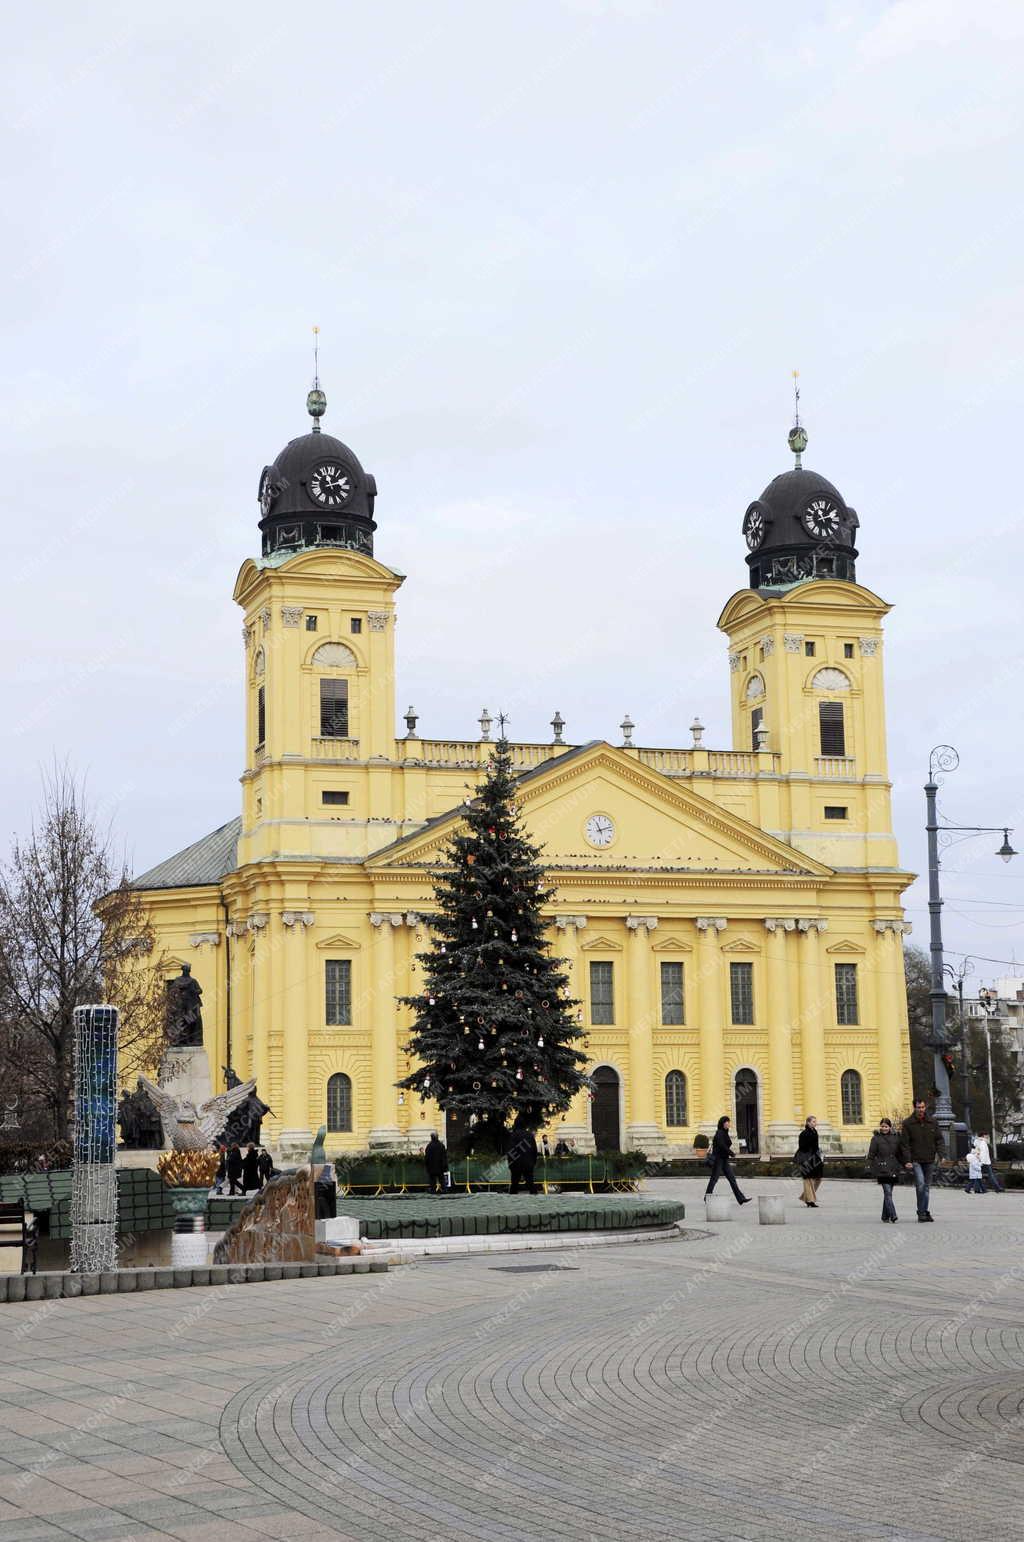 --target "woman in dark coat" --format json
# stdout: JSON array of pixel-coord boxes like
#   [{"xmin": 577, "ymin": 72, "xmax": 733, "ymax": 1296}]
[
  {"xmin": 797, "ymin": 1116, "xmax": 824, "ymax": 1207},
  {"xmin": 704, "ymin": 1116, "xmax": 752, "ymax": 1205},
  {"xmin": 866, "ymin": 1118, "xmax": 909, "ymax": 1222},
  {"xmin": 241, "ymin": 1143, "xmax": 261, "ymax": 1193}
]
